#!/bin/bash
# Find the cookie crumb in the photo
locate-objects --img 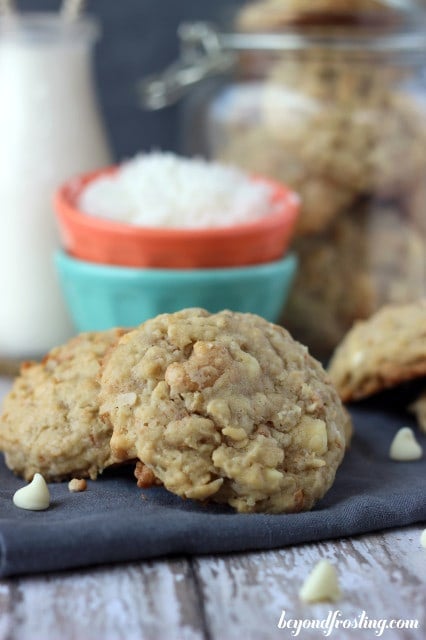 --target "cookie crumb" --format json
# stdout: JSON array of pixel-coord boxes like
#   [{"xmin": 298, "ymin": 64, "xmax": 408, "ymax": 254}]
[
  {"xmin": 420, "ymin": 529, "xmax": 426, "ymax": 549},
  {"xmin": 68, "ymin": 478, "xmax": 87, "ymax": 492},
  {"xmin": 134, "ymin": 461, "xmax": 160, "ymax": 488},
  {"xmin": 13, "ymin": 473, "xmax": 50, "ymax": 511},
  {"xmin": 389, "ymin": 427, "xmax": 423, "ymax": 461},
  {"xmin": 299, "ymin": 560, "xmax": 341, "ymax": 603}
]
